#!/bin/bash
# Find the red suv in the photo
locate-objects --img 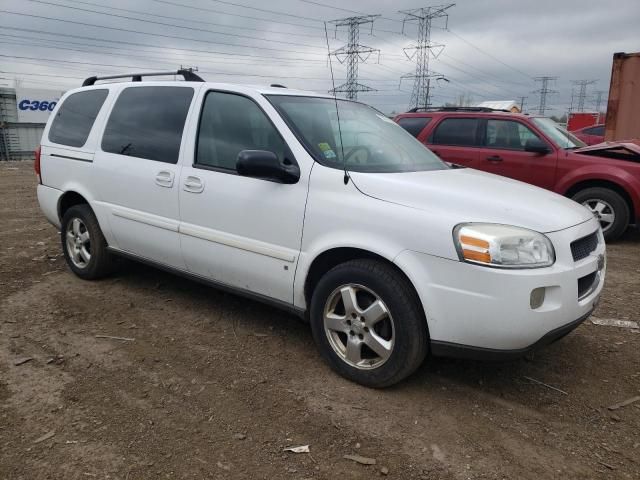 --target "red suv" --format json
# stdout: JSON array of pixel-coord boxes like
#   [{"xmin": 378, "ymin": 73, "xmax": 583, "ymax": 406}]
[
  {"xmin": 572, "ymin": 124, "xmax": 605, "ymax": 145},
  {"xmin": 394, "ymin": 107, "xmax": 640, "ymax": 241}
]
